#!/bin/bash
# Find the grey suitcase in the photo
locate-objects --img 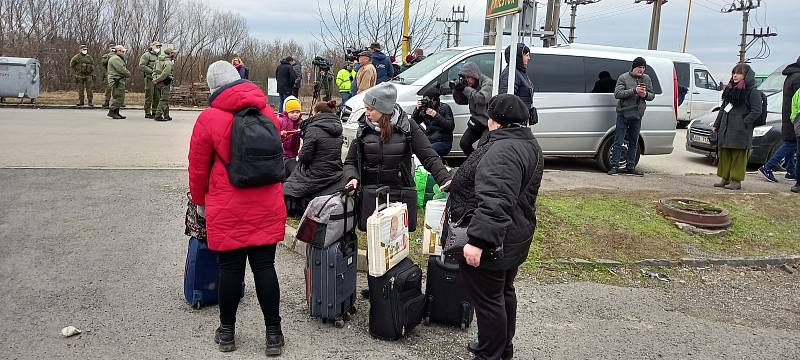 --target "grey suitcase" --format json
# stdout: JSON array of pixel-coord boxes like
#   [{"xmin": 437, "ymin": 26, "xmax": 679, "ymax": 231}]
[{"xmin": 305, "ymin": 233, "xmax": 358, "ymax": 327}]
